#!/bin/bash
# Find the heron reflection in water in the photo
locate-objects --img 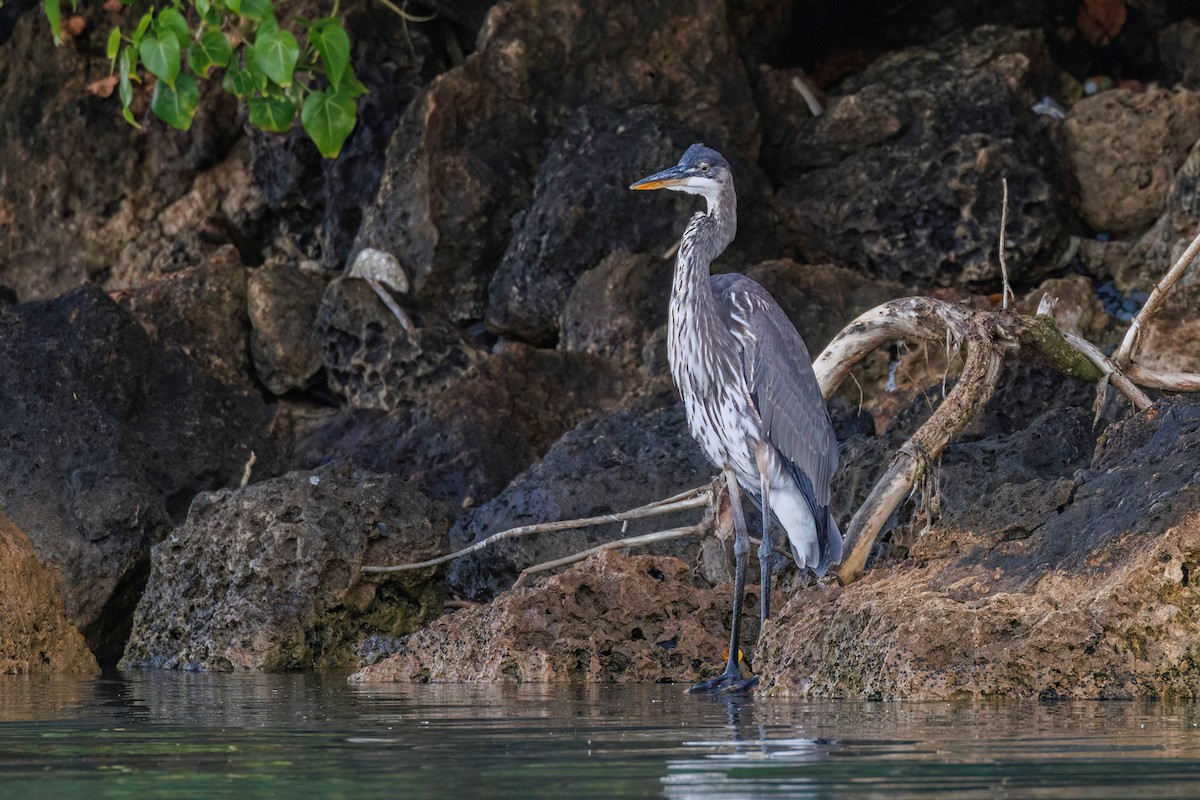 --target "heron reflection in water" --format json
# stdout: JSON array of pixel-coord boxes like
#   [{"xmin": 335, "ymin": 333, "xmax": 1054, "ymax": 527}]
[{"xmin": 631, "ymin": 144, "xmax": 842, "ymax": 693}]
